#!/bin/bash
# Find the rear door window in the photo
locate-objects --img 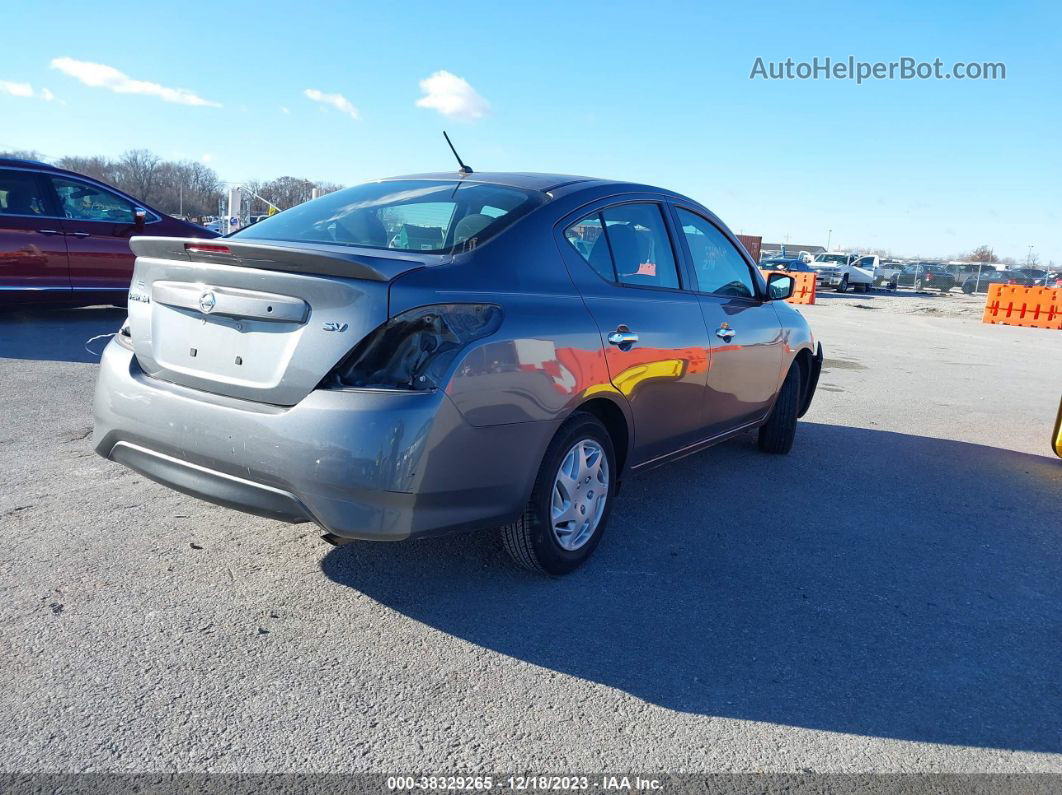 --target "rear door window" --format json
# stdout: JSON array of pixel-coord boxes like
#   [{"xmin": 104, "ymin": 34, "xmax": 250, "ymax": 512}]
[
  {"xmin": 564, "ymin": 203, "xmax": 681, "ymax": 289},
  {"xmin": 0, "ymin": 170, "xmax": 51, "ymax": 216},
  {"xmin": 564, "ymin": 214, "xmax": 614, "ymax": 281}
]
